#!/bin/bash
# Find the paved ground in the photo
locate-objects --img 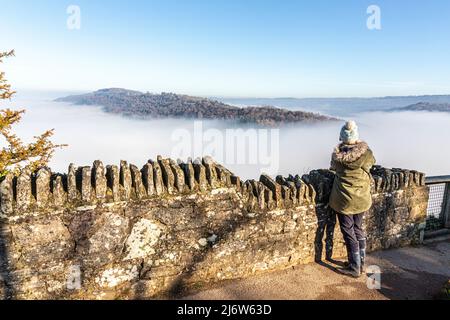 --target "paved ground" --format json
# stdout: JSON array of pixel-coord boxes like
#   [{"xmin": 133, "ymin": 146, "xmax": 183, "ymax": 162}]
[{"xmin": 183, "ymin": 240, "xmax": 450, "ymax": 300}]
